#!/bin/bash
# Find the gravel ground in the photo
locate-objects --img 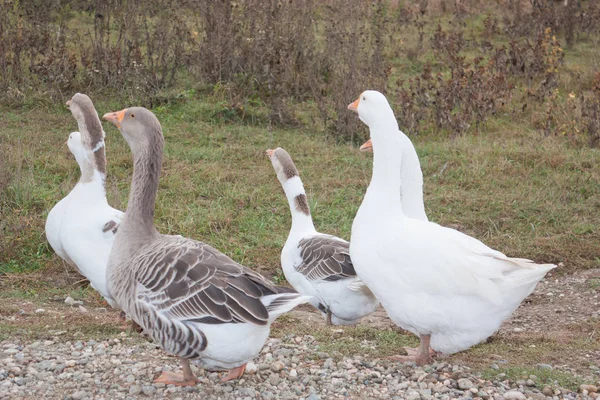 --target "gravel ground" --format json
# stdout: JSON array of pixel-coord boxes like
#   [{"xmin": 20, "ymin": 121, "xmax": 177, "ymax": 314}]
[
  {"xmin": 0, "ymin": 269, "xmax": 598, "ymax": 399},
  {"xmin": 0, "ymin": 333, "xmax": 598, "ymax": 400}
]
